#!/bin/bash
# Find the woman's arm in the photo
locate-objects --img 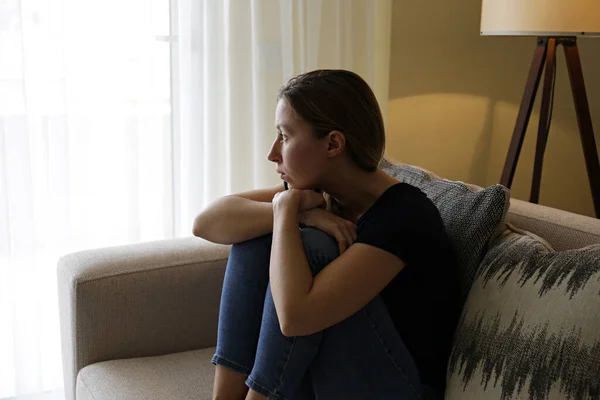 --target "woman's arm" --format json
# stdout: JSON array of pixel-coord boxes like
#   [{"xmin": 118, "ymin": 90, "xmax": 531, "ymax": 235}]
[
  {"xmin": 270, "ymin": 198, "xmax": 314, "ymax": 335},
  {"xmin": 193, "ymin": 197, "xmax": 274, "ymax": 244},
  {"xmin": 271, "ymin": 189, "xmax": 406, "ymax": 337},
  {"xmin": 192, "ymin": 183, "xmax": 285, "ymax": 244}
]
